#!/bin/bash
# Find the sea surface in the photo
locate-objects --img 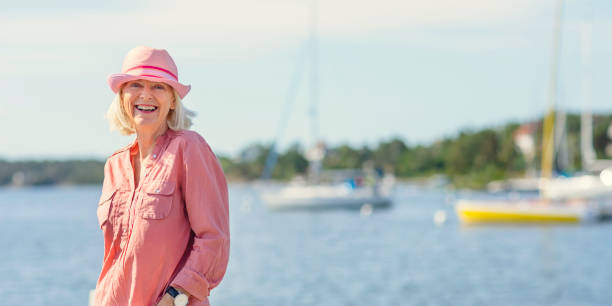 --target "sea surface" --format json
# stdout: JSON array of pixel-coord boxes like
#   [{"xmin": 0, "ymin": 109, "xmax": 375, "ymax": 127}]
[{"xmin": 0, "ymin": 183, "xmax": 611, "ymax": 306}]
